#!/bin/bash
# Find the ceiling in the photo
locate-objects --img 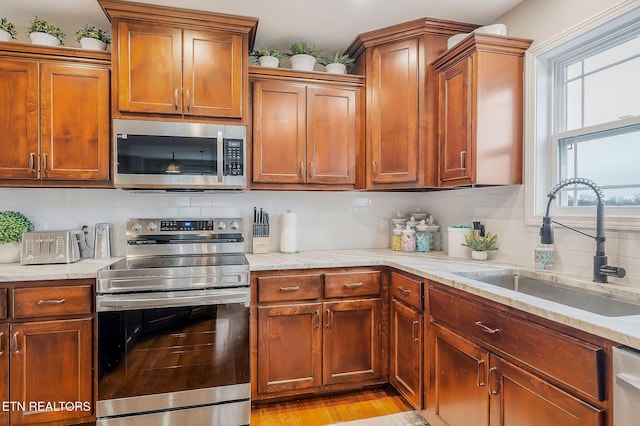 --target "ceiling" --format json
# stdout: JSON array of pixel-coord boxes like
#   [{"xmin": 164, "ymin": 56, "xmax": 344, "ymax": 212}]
[{"xmin": 3, "ymin": 0, "xmax": 524, "ymax": 52}]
